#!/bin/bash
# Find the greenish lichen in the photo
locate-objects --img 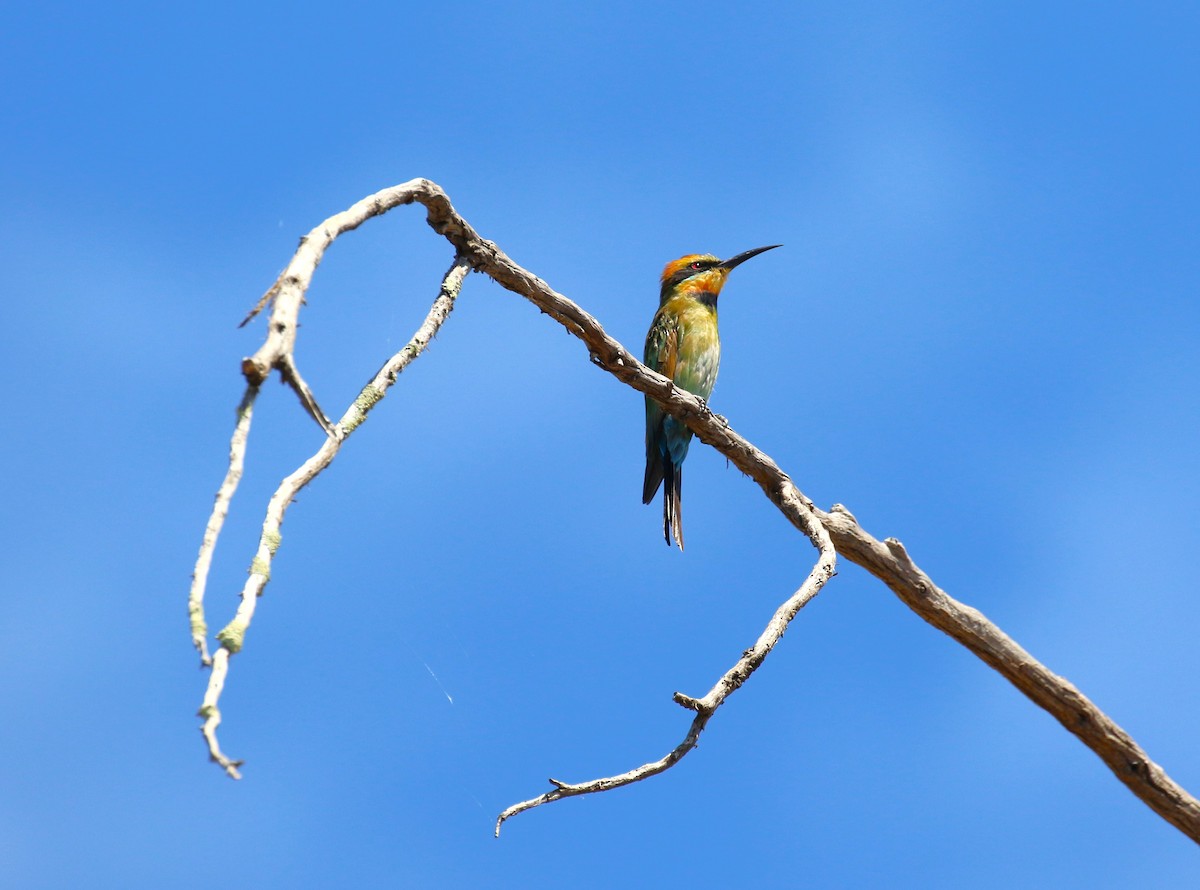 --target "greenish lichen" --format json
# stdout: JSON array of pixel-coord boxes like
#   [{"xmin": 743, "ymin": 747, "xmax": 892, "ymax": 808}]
[
  {"xmin": 217, "ymin": 620, "xmax": 247, "ymax": 653},
  {"xmin": 262, "ymin": 530, "xmax": 282, "ymax": 555},
  {"xmin": 188, "ymin": 609, "xmax": 207, "ymax": 639},
  {"xmin": 249, "ymin": 556, "xmax": 271, "ymax": 581},
  {"xmin": 342, "ymin": 385, "xmax": 384, "ymax": 434}
]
